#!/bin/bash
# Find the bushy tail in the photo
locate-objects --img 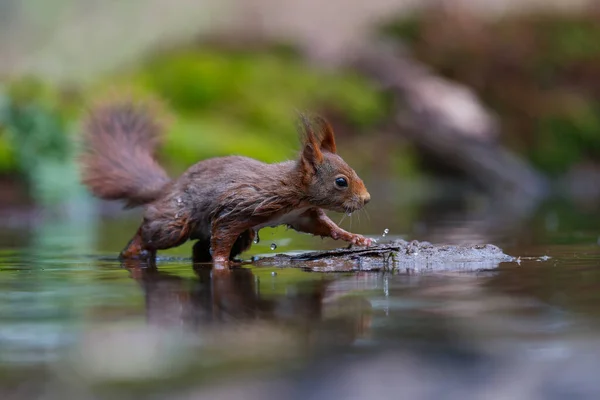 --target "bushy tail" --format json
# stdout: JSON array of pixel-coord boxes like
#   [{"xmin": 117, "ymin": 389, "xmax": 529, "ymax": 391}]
[{"xmin": 79, "ymin": 98, "xmax": 171, "ymax": 208}]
